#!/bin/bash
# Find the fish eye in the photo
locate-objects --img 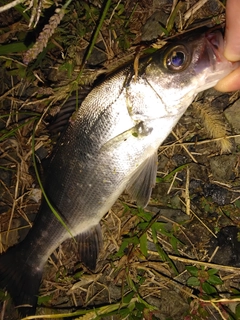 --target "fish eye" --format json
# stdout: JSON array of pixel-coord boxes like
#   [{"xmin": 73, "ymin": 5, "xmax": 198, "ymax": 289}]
[{"xmin": 165, "ymin": 45, "xmax": 190, "ymax": 72}]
